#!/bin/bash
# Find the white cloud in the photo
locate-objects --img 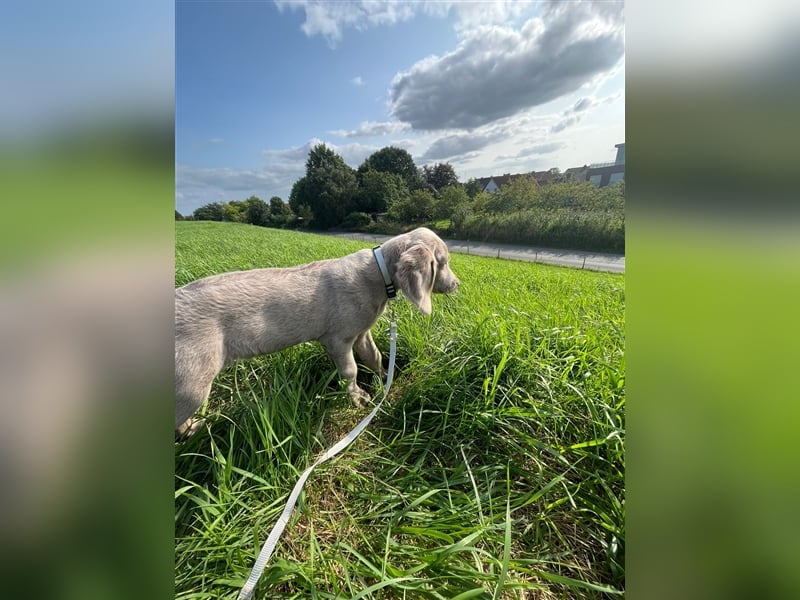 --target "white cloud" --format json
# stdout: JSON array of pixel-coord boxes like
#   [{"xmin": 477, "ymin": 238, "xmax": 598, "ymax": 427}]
[
  {"xmin": 274, "ymin": 0, "xmax": 415, "ymax": 46},
  {"xmin": 504, "ymin": 141, "xmax": 566, "ymax": 159},
  {"xmin": 351, "ymin": 76, "xmax": 364, "ymax": 86},
  {"xmin": 261, "ymin": 137, "xmax": 380, "ymax": 178},
  {"xmin": 550, "ymin": 91, "xmax": 622, "ymax": 133},
  {"xmin": 449, "ymin": 1, "xmax": 530, "ymax": 31},
  {"xmin": 571, "ymin": 97, "xmax": 598, "ymax": 113},
  {"xmin": 177, "ymin": 165, "xmax": 281, "ymax": 192},
  {"xmin": 550, "ymin": 116, "xmax": 579, "ymax": 134},
  {"xmin": 420, "ymin": 131, "xmax": 504, "ymax": 162},
  {"xmin": 273, "ymin": 1, "xmax": 531, "ymax": 46},
  {"xmin": 330, "ymin": 120, "xmax": 411, "ymax": 138},
  {"xmin": 389, "ymin": 3, "xmax": 624, "ymax": 130},
  {"xmin": 190, "ymin": 137, "xmax": 225, "ymax": 149}
]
